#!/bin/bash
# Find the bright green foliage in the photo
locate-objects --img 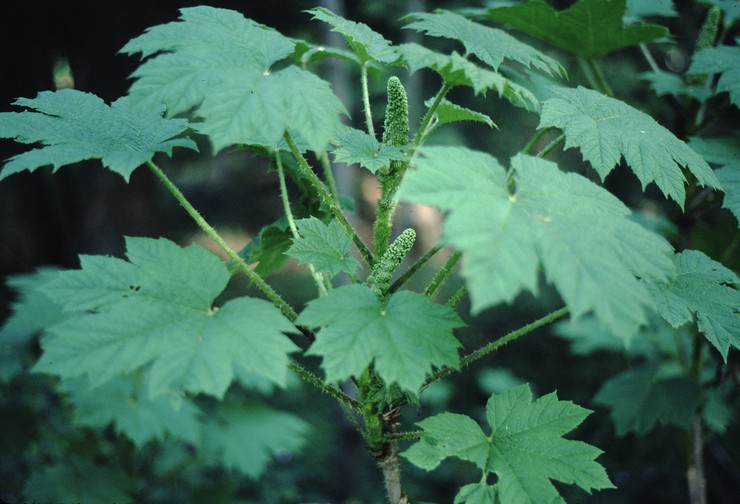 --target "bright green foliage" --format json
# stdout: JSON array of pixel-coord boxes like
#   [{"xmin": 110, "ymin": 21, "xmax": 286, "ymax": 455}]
[
  {"xmin": 404, "ymin": 10, "xmax": 564, "ymax": 77},
  {"xmin": 296, "ymin": 284, "xmax": 463, "ymax": 392},
  {"xmin": 688, "ymin": 43, "xmax": 740, "ymax": 107},
  {"xmin": 367, "ymin": 228, "xmax": 416, "ymax": 296},
  {"xmin": 24, "ymin": 459, "xmax": 133, "ymax": 503},
  {"xmin": 539, "ymin": 86, "xmax": 721, "ymax": 207},
  {"xmin": 0, "ymin": 90, "xmax": 196, "ymax": 181},
  {"xmin": 34, "ymin": 237, "xmax": 299, "ymax": 398},
  {"xmin": 307, "ymin": 7, "xmax": 398, "ymax": 64},
  {"xmin": 644, "ymin": 250, "xmax": 740, "ymax": 360},
  {"xmin": 426, "ymin": 98, "xmax": 496, "ymax": 129},
  {"xmin": 382, "ymin": 76, "xmax": 410, "ymax": 148},
  {"xmin": 398, "ymin": 43, "xmax": 538, "ymax": 109},
  {"xmin": 332, "ymin": 127, "xmax": 405, "ymax": 174},
  {"xmin": 59, "ymin": 376, "xmax": 202, "ymax": 448},
  {"xmin": 400, "ymin": 147, "xmax": 674, "ymax": 337},
  {"xmin": 287, "ymin": 216, "xmax": 360, "ymax": 277},
  {"xmin": 121, "ymin": 6, "xmax": 346, "ymax": 153},
  {"xmin": 402, "ymin": 384, "xmax": 614, "ymax": 503},
  {"xmin": 478, "ymin": 0, "xmax": 669, "ymax": 59},
  {"xmin": 689, "ymin": 137, "xmax": 739, "ymax": 224},
  {"xmin": 594, "ymin": 362, "xmax": 701, "ymax": 436},
  {"xmin": 203, "ymin": 401, "xmax": 308, "ymax": 479}
]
